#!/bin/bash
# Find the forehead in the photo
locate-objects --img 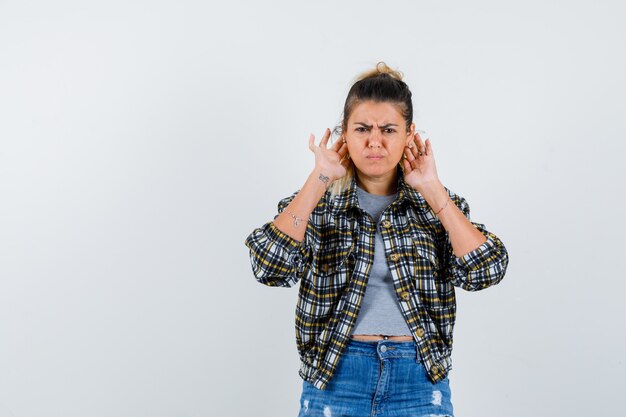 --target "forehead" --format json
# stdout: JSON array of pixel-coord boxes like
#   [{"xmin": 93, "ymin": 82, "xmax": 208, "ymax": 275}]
[{"xmin": 348, "ymin": 100, "xmax": 405, "ymax": 124}]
